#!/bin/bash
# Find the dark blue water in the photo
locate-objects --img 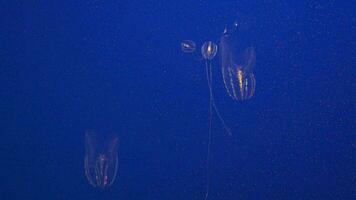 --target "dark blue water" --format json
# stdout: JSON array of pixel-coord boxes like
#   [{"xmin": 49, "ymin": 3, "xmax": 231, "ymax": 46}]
[{"xmin": 1, "ymin": 1, "xmax": 354, "ymax": 199}]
